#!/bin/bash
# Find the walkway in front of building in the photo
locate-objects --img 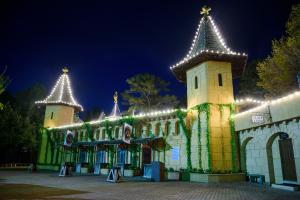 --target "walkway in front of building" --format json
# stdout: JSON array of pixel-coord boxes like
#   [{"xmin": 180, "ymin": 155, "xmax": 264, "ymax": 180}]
[{"xmin": 1, "ymin": 171, "xmax": 300, "ymax": 200}]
